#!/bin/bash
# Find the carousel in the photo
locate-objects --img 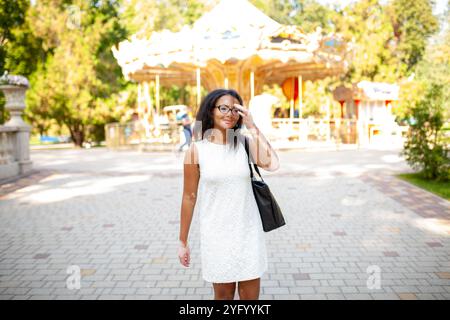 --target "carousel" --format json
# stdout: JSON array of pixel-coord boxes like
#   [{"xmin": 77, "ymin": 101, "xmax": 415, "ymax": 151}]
[{"xmin": 111, "ymin": 0, "xmax": 348, "ymax": 147}]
